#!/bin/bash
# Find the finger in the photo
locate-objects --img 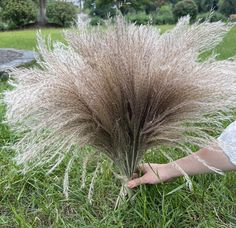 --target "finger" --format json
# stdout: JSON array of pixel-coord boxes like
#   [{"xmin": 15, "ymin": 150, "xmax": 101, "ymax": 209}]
[
  {"xmin": 134, "ymin": 164, "xmax": 148, "ymax": 174},
  {"xmin": 132, "ymin": 173, "xmax": 138, "ymax": 179},
  {"xmin": 127, "ymin": 176, "xmax": 146, "ymax": 189}
]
